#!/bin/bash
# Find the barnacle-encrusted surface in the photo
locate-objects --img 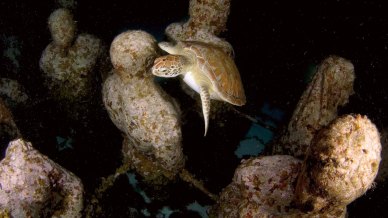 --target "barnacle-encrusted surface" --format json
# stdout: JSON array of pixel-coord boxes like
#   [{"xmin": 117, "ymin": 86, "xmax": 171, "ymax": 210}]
[
  {"xmin": 103, "ymin": 30, "xmax": 184, "ymax": 183},
  {"xmin": 295, "ymin": 114, "xmax": 381, "ymax": 211},
  {"xmin": 0, "ymin": 139, "xmax": 83, "ymax": 218},
  {"xmin": 0, "ymin": 78, "xmax": 28, "ymax": 107},
  {"xmin": 103, "ymin": 73, "xmax": 184, "ymax": 175},
  {"xmin": 109, "ymin": 30, "xmax": 157, "ymax": 78},
  {"xmin": 273, "ymin": 56, "xmax": 355, "ymax": 158},
  {"xmin": 165, "ymin": 0, "xmax": 233, "ymax": 56},
  {"xmin": 122, "ymin": 139, "xmax": 176, "ymax": 185},
  {"xmin": 213, "ymin": 155, "xmax": 302, "ymax": 217},
  {"xmin": 40, "ymin": 34, "xmax": 101, "ymax": 99},
  {"xmin": 376, "ymin": 127, "xmax": 388, "ymax": 183},
  {"xmin": 213, "ymin": 114, "xmax": 380, "ymax": 217},
  {"xmin": 40, "ymin": 8, "xmax": 105, "ymax": 120},
  {"xmin": 48, "ymin": 8, "xmax": 76, "ymax": 47}
]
